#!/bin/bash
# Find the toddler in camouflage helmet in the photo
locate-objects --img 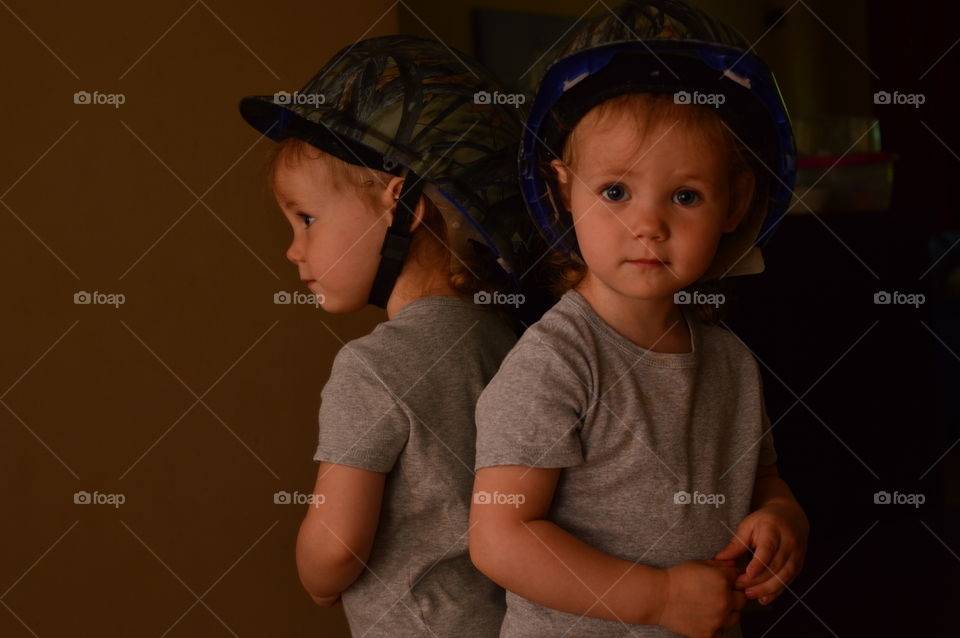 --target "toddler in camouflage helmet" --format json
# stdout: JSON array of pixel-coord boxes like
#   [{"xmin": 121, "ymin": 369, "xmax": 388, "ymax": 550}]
[
  {"xmin": 239, "ymin": 35, "xmax": 539, "ymax": 637},
  {"xmin": 469, "ymin": 3, "xmax": 809, "ymax": 637}
]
